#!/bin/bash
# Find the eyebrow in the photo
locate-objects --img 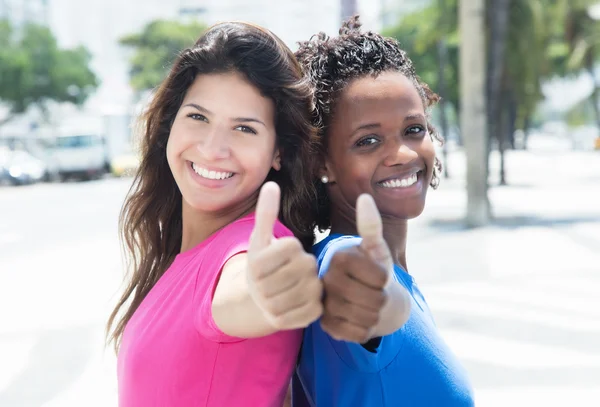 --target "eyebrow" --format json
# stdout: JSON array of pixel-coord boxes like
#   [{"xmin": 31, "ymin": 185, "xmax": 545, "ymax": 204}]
[
  {"xmin": 183, "ymin": 103, "xmax": 211, "ymax": 114},
  {"xmin": 232, "ymin": 117, "xmax": 267, "ymax": 127},
  {"xmin": 182, "ymin": 103, "xmax": 267, "ymax": 127},
  {"xmin": 352, "ymin": 123, "xmax": 381, "ymax": 134},
  {"xmin": 351, "ymin": 113, "xmax": 427, "ymax": 135},
  {"xmin": 404, "ymin": 113, "xmax": 426, "ymax": 122}
]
